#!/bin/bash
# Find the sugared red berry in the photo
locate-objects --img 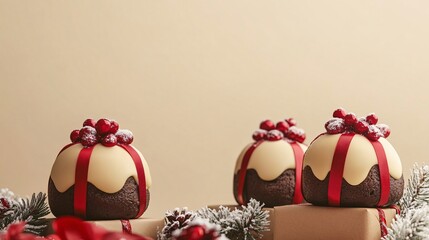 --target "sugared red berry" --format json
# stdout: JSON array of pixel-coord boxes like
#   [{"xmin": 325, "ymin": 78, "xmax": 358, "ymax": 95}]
[
  {"xmin": 366, "ymin": 125, "xmax": 383, "ymax": 141},
  {"xmin": 325, "ymin": 118, "xmax": 345, "ymax": 134},
  {"xmin": 80, "ymin": 133, "xmax": 98, "ymax": 147},
  {"xmin": 101, "ymin": 133, "xmax": 117, "ymax": 147},
  {"xmin": 333, "ymin": 108, "xmax": 347, "ymax": 119},
  {"xmin": 95, "ymin": 119, "xmax": 112, "ymax": 135},
  {"xmin": 116, "ymin": 129, "xmax": 134, "ymax": 144},
  {"xmin": 83, "ymin": 118, "xmax": 96, "ymax": 127},
  {"xmin": 109, "ymin": 120, "xmax": 119, "ymax": 134},
  {"xmin": 174, "ymin": 225, "xmax": 205, "ymax": 240},
  {"xmin": 266, "ymin": 130, "xmax": 283, "ymax": 141},
  {"xmin": 377, "ymin": 124, "xmax": 391, "ymax": 138},
  {"xmin": 354, "ymin": 120, "xmax": 369, "ymax": 134},
  {"xmin": 79, "ymin": 126, "xmax": 97, "ymax": 137},
  {"xmin": 366, "ymin": 113, "xmax": 378, "ymax": 125},
  {"xmin": 276, "ymin": 121, "xmax": 290, "ymax": 133},
  {"xmin": 259, "ymin": 120, "xmax": 276, "ymax": 131},
  {"xmin": 285, "ymin": 118, "xmax": 297, "ymax": 127},
  {"xmin": 286, "ymin": 126, "xmax": 306, "ymax": 143},
  {"xmin": 344, "ymin": 113, "xmax": 358, "ymax": 126},
  {"xmin": 252, "ymin": 130, "xmax": 267, "ymax": 141},
  {"xmin": 70, "ymin": 130, "xmax": 80, "ymax": 142}
]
